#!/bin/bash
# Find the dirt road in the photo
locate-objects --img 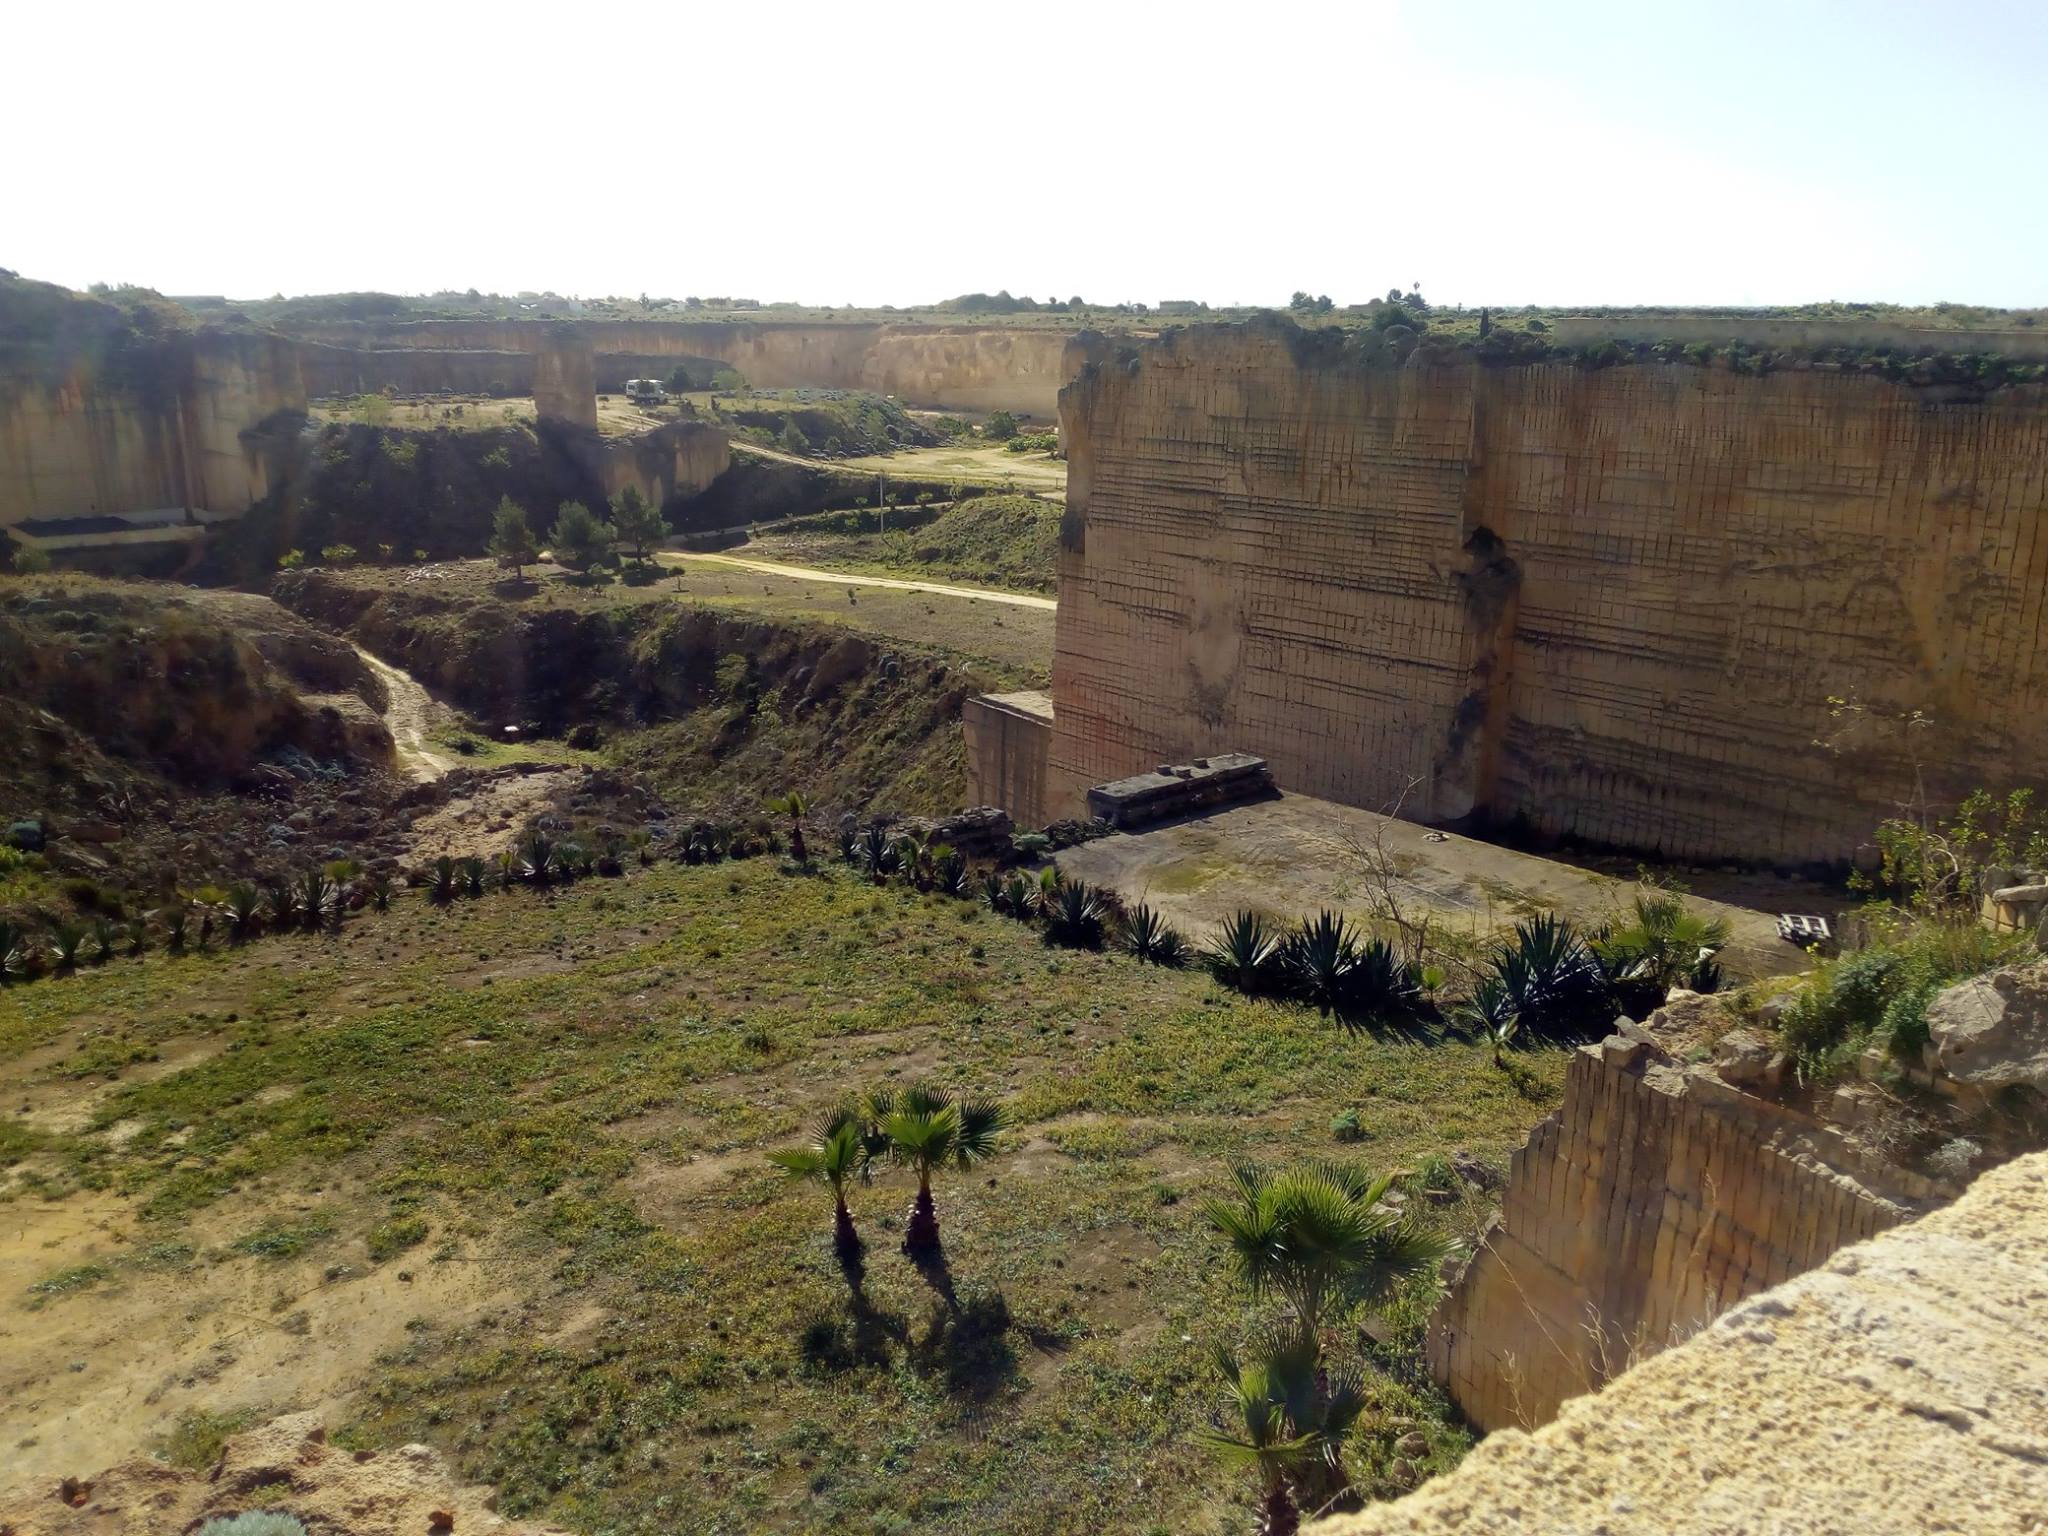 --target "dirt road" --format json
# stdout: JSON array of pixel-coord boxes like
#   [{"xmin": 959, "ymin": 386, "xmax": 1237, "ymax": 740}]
[
  {"xmin": 660, "ymin": 551, "xmax": 1057, "ymax": 611},
  {"xmin": 355, "ymin": 647, "xmax": 457, "ymax": 781}
]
